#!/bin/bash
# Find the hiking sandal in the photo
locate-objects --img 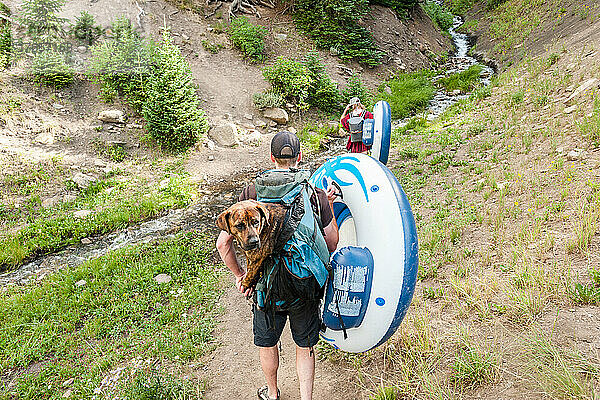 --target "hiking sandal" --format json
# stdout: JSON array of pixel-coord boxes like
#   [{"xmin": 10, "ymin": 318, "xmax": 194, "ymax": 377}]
[{"xmin": 257, "ymin": 385, "xmax": 280, "ymax": 400}]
